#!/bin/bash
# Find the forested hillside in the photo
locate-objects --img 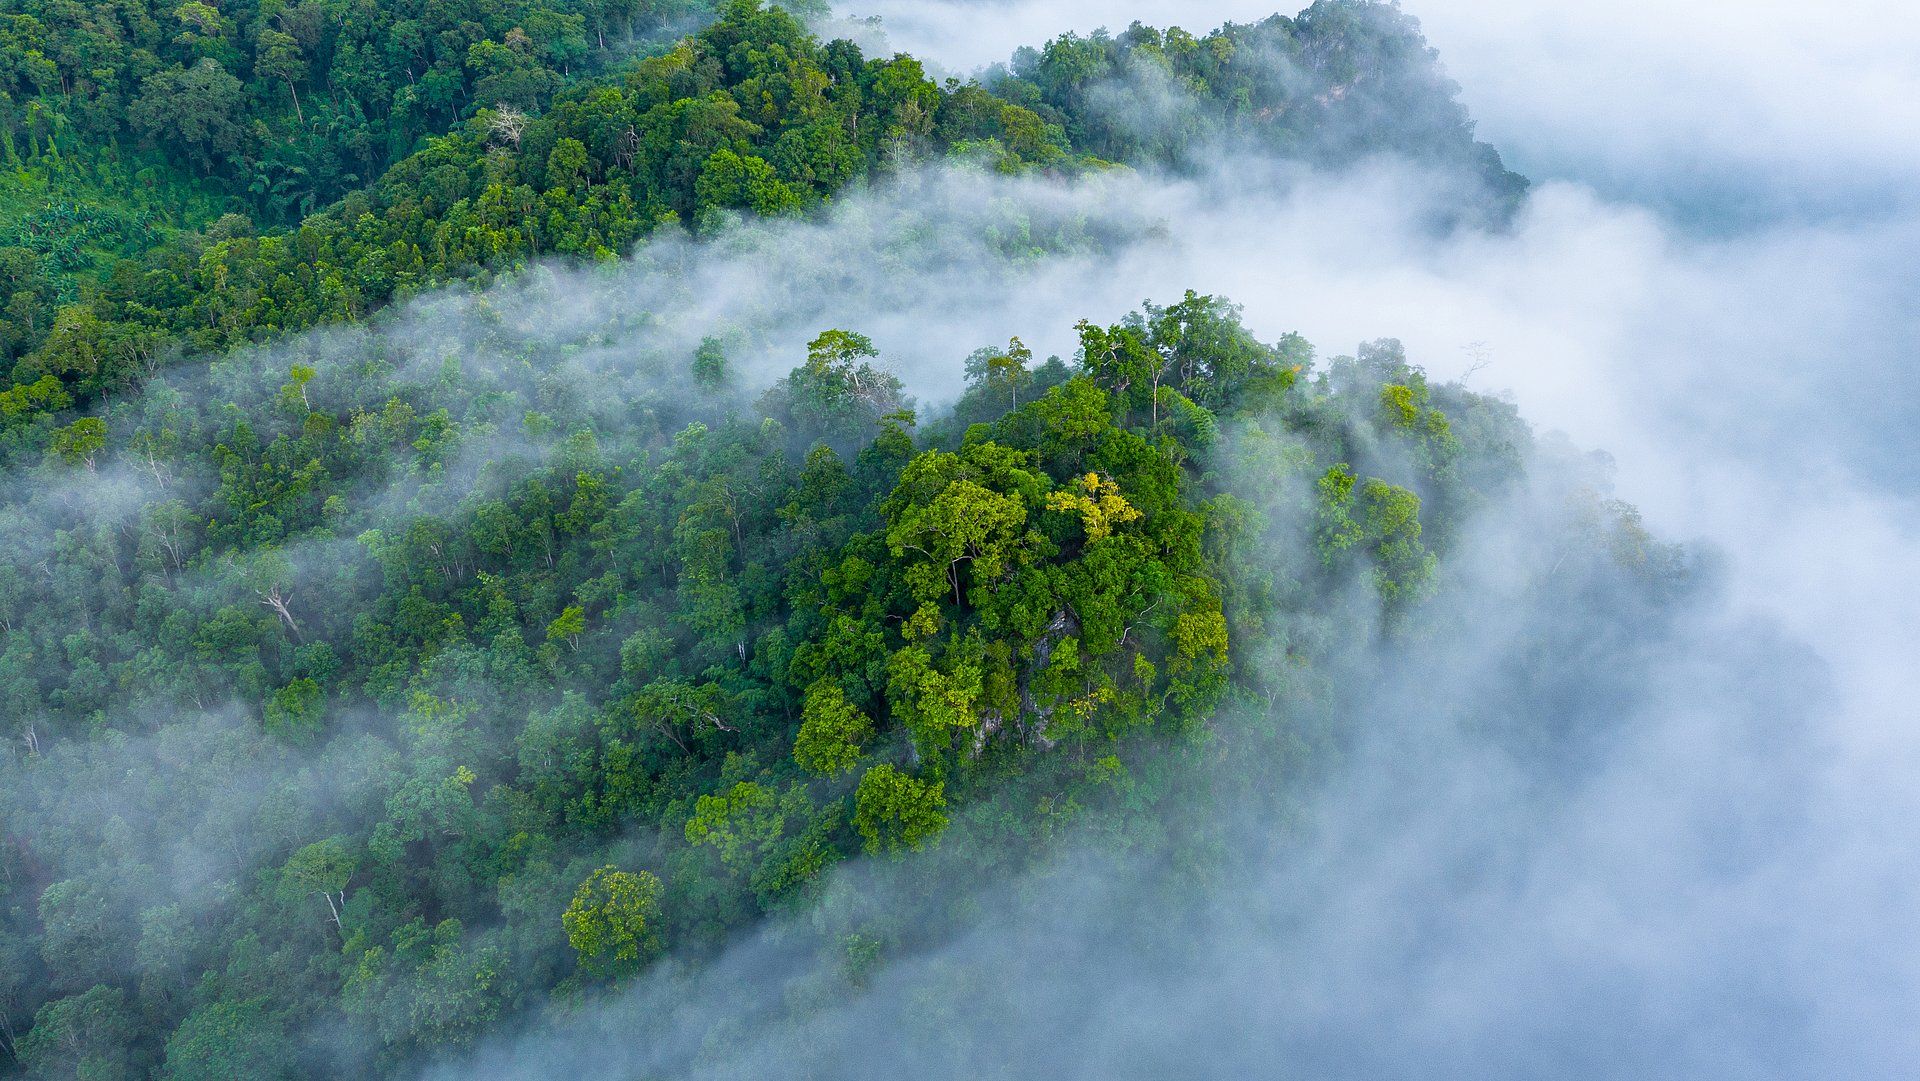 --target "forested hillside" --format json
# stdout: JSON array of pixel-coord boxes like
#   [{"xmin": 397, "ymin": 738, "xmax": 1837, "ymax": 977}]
[
  {"xmin": 0, "ymin": 273, "xmax": 1673, "ymax": 1075},
  {"xmin": 0, "ymin": 290, "xmax": 1682, "ymax": 1076},
  {"xmin": 0, "ymin": 3, "xmax": 1617, "ymax": 1078},
  {"xmin": 0, "ymin": 0, "xmax": 1521, "ymax": 435},
  {"xmin": 0, "ymin": 0, "xmax": 741, "ymax": 352}
]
